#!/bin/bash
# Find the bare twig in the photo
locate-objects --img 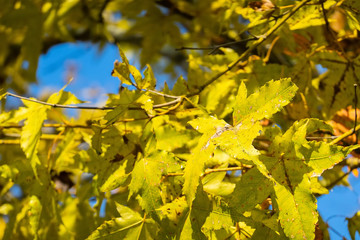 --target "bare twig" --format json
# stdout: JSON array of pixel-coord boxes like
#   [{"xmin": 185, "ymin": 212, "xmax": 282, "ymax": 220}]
[
  {"xmin": 176, "ymin": 37, "xmax": 258, "ymax": 55},
  {"xmin": 6, "ymin": 92, "xmax": 114, "ymax": 110},
  {"xmin": 5, "ymin": 92, "xmax": 182, "ymax": 110},
  {"xmin": 325, "ymin": 163, "xmax": 360, "ymax": 190},
  {"xmin": 166, "ymin": 166, "xmax": 244, "ymax": 177},
  {"xmin": 145, "ymin": 89, "xmax": 181, "ymax": 99},
  {"xmin": 327, "ymin": 224, "xmax": 348, "ymax": 240},
  {"xmin": 0, "ymin": 118, "xmax": 151, "ymax": 130}
]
